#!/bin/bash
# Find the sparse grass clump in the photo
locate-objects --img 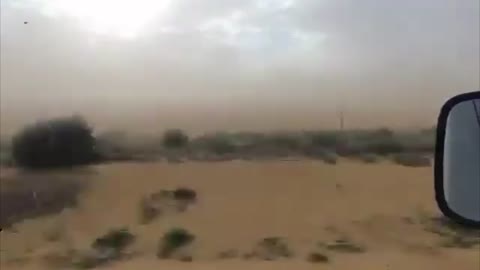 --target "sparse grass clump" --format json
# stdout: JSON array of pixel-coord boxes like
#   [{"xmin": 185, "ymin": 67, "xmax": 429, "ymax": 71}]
[
  {"xmin": 157, "ymin": 228, "xmax": 195, "ymax": 259},
  {"xmin": 138, "ymin": 196, "xmax": 162, "ymax": 224},
  {"xmin": 307, "ymin": 252, "xmax": 329, "ymax": 263},
  {"xmin": 422, "ymin": 216, "xmax": 480, "ymax": 249},
  {"xmin": 440, "ymin": 235, "xmax": 480, "ymax": 249},
  {"xmin": 248, "ymin": 237, "xmax": 293, "ymax": 260},
  {"xmin": 392, "ymin": 153, "xmax": 431, "ymax": 167},
  {"xmin": 319, "ymin": 238, "xmax": 366, "ymax": 254}
]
